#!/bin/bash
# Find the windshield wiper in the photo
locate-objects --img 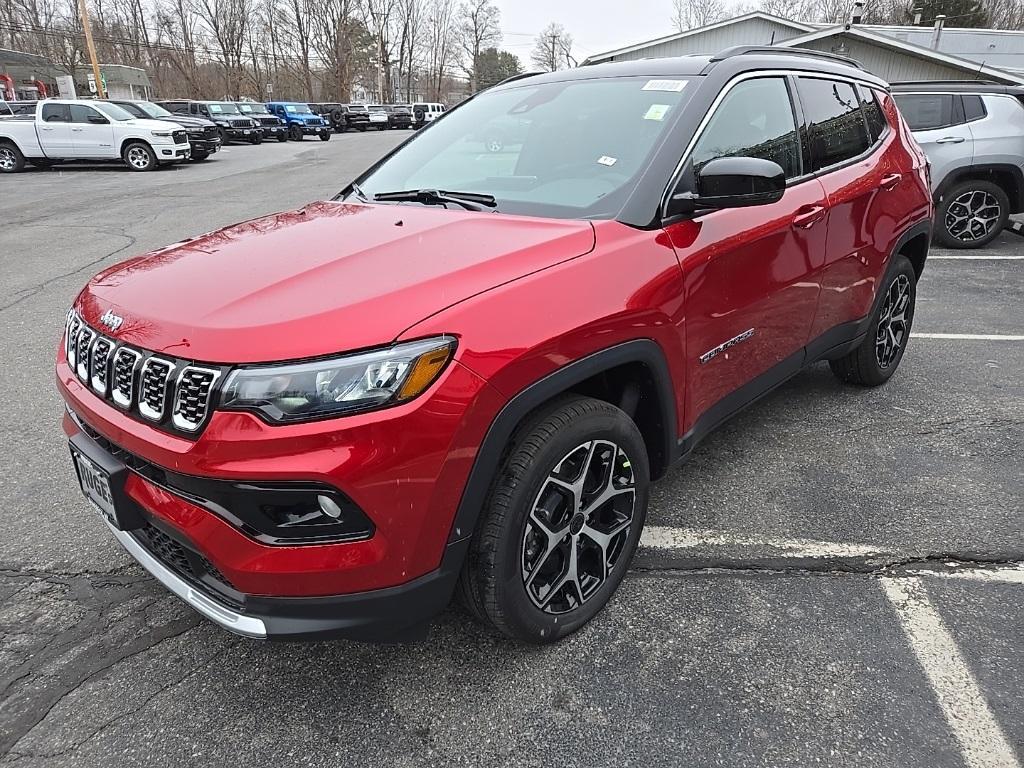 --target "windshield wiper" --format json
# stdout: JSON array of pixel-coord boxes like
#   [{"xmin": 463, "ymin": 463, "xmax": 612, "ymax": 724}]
[{"xmin": 372, "ymin": 189, "xmax": 498, "ymax": 212}]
